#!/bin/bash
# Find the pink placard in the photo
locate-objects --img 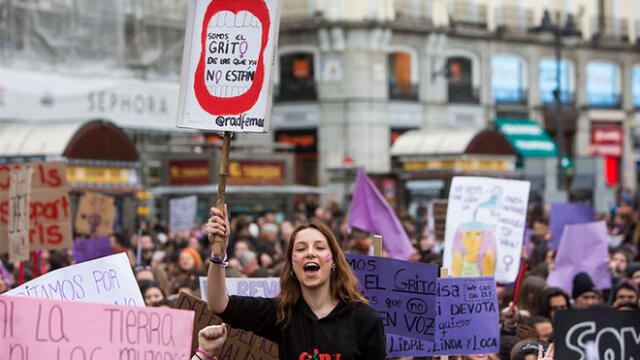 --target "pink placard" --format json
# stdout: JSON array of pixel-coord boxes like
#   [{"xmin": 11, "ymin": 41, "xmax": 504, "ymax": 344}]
[{"xmin": 0, "ymin": 295, "xmax": 194, "ymax": 359}]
